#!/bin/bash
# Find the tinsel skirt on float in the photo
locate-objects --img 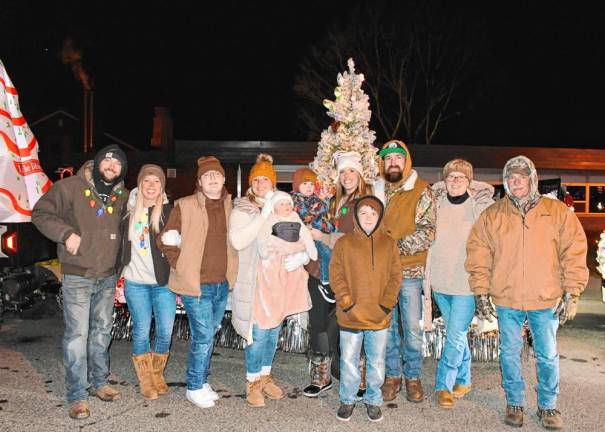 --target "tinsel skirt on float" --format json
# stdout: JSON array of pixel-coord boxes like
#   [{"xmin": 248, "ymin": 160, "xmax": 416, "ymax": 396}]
[{"xmin": 111, "ymin": 298, "xmax": 533, "ymax": 361}]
